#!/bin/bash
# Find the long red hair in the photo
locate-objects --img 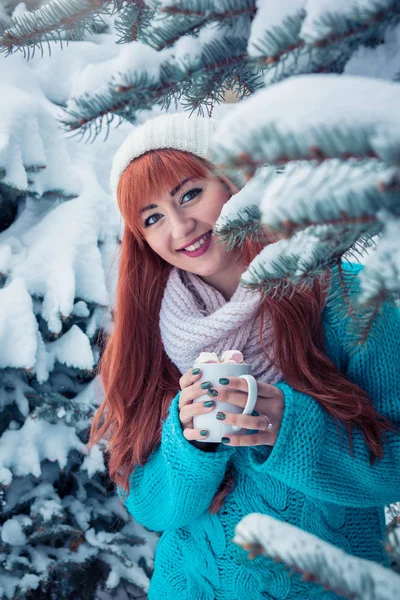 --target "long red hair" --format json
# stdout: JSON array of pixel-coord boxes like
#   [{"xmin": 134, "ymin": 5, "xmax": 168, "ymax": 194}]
[{"xmin": 88, "ymin": 148, "xmax": 395, "ymax": 514}]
